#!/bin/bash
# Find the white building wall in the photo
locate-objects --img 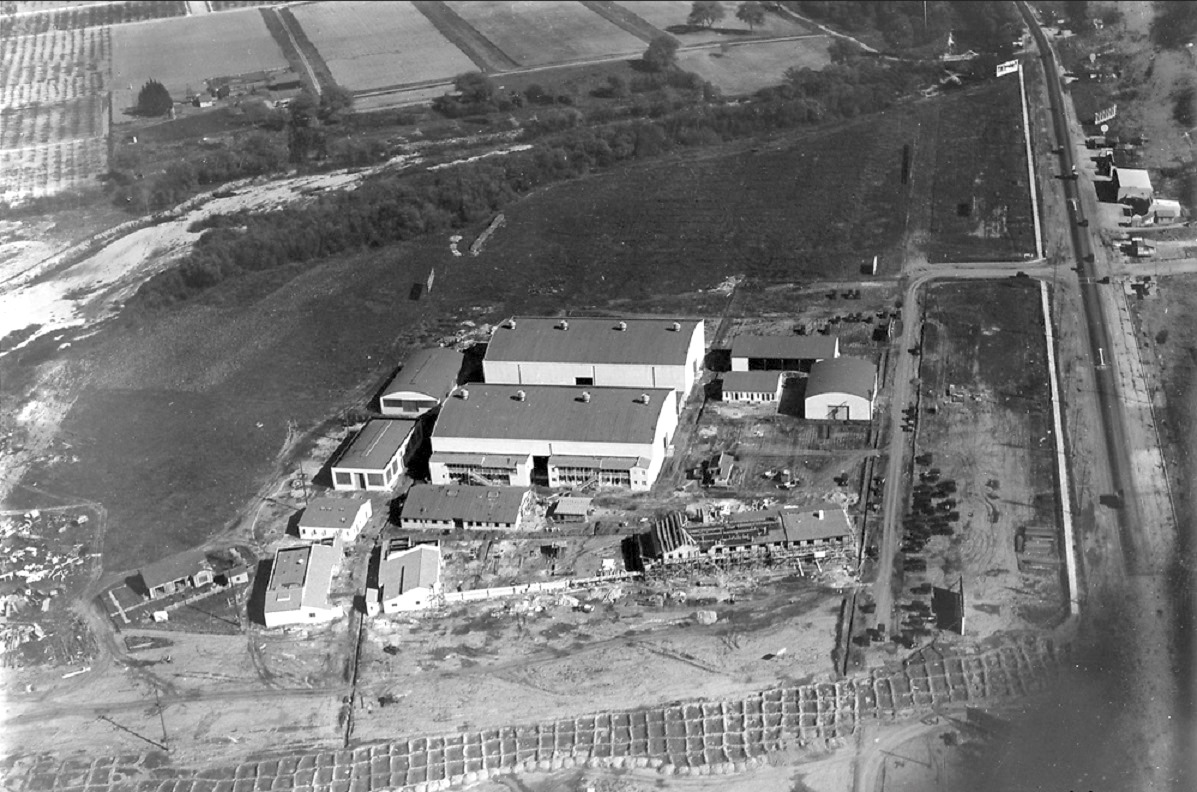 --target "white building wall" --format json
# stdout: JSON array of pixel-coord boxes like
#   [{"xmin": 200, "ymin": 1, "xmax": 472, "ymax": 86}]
[
  {"xmin": 264, "ymin": 605, "xmax": 342, "ymax": 629},
  {"xmin": 804, "ymin": 392, "xmax": 873, "ymax": 421},
  {"xmin": 428, "ymin": 454, "xmax": 533, "ymax": 487},
  {"xmin": 382, "ymin": 585, "xmax": 437, "ymax": 613},
  {"xmin": 482, "ymin": 359, "xmax": 521, "ymax": 384}
]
